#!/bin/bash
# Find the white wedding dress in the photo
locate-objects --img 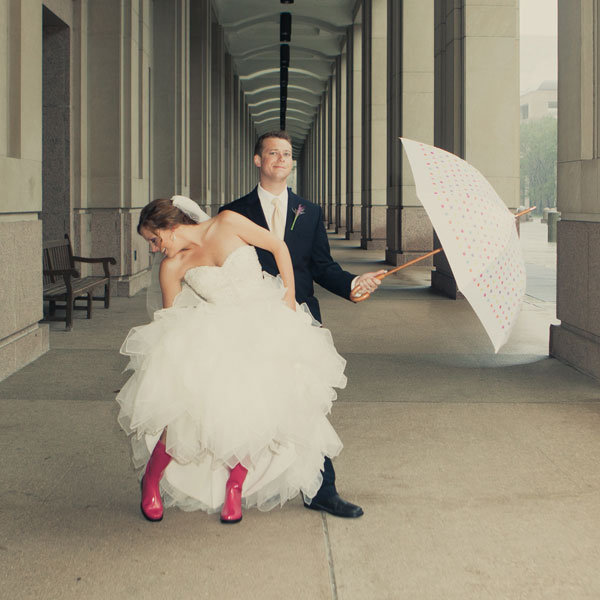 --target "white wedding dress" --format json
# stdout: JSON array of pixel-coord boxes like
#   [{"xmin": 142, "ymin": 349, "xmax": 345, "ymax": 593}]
[{"xmin": 116, "ymin": 244, "xmax": 346, "ymax": 513}]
